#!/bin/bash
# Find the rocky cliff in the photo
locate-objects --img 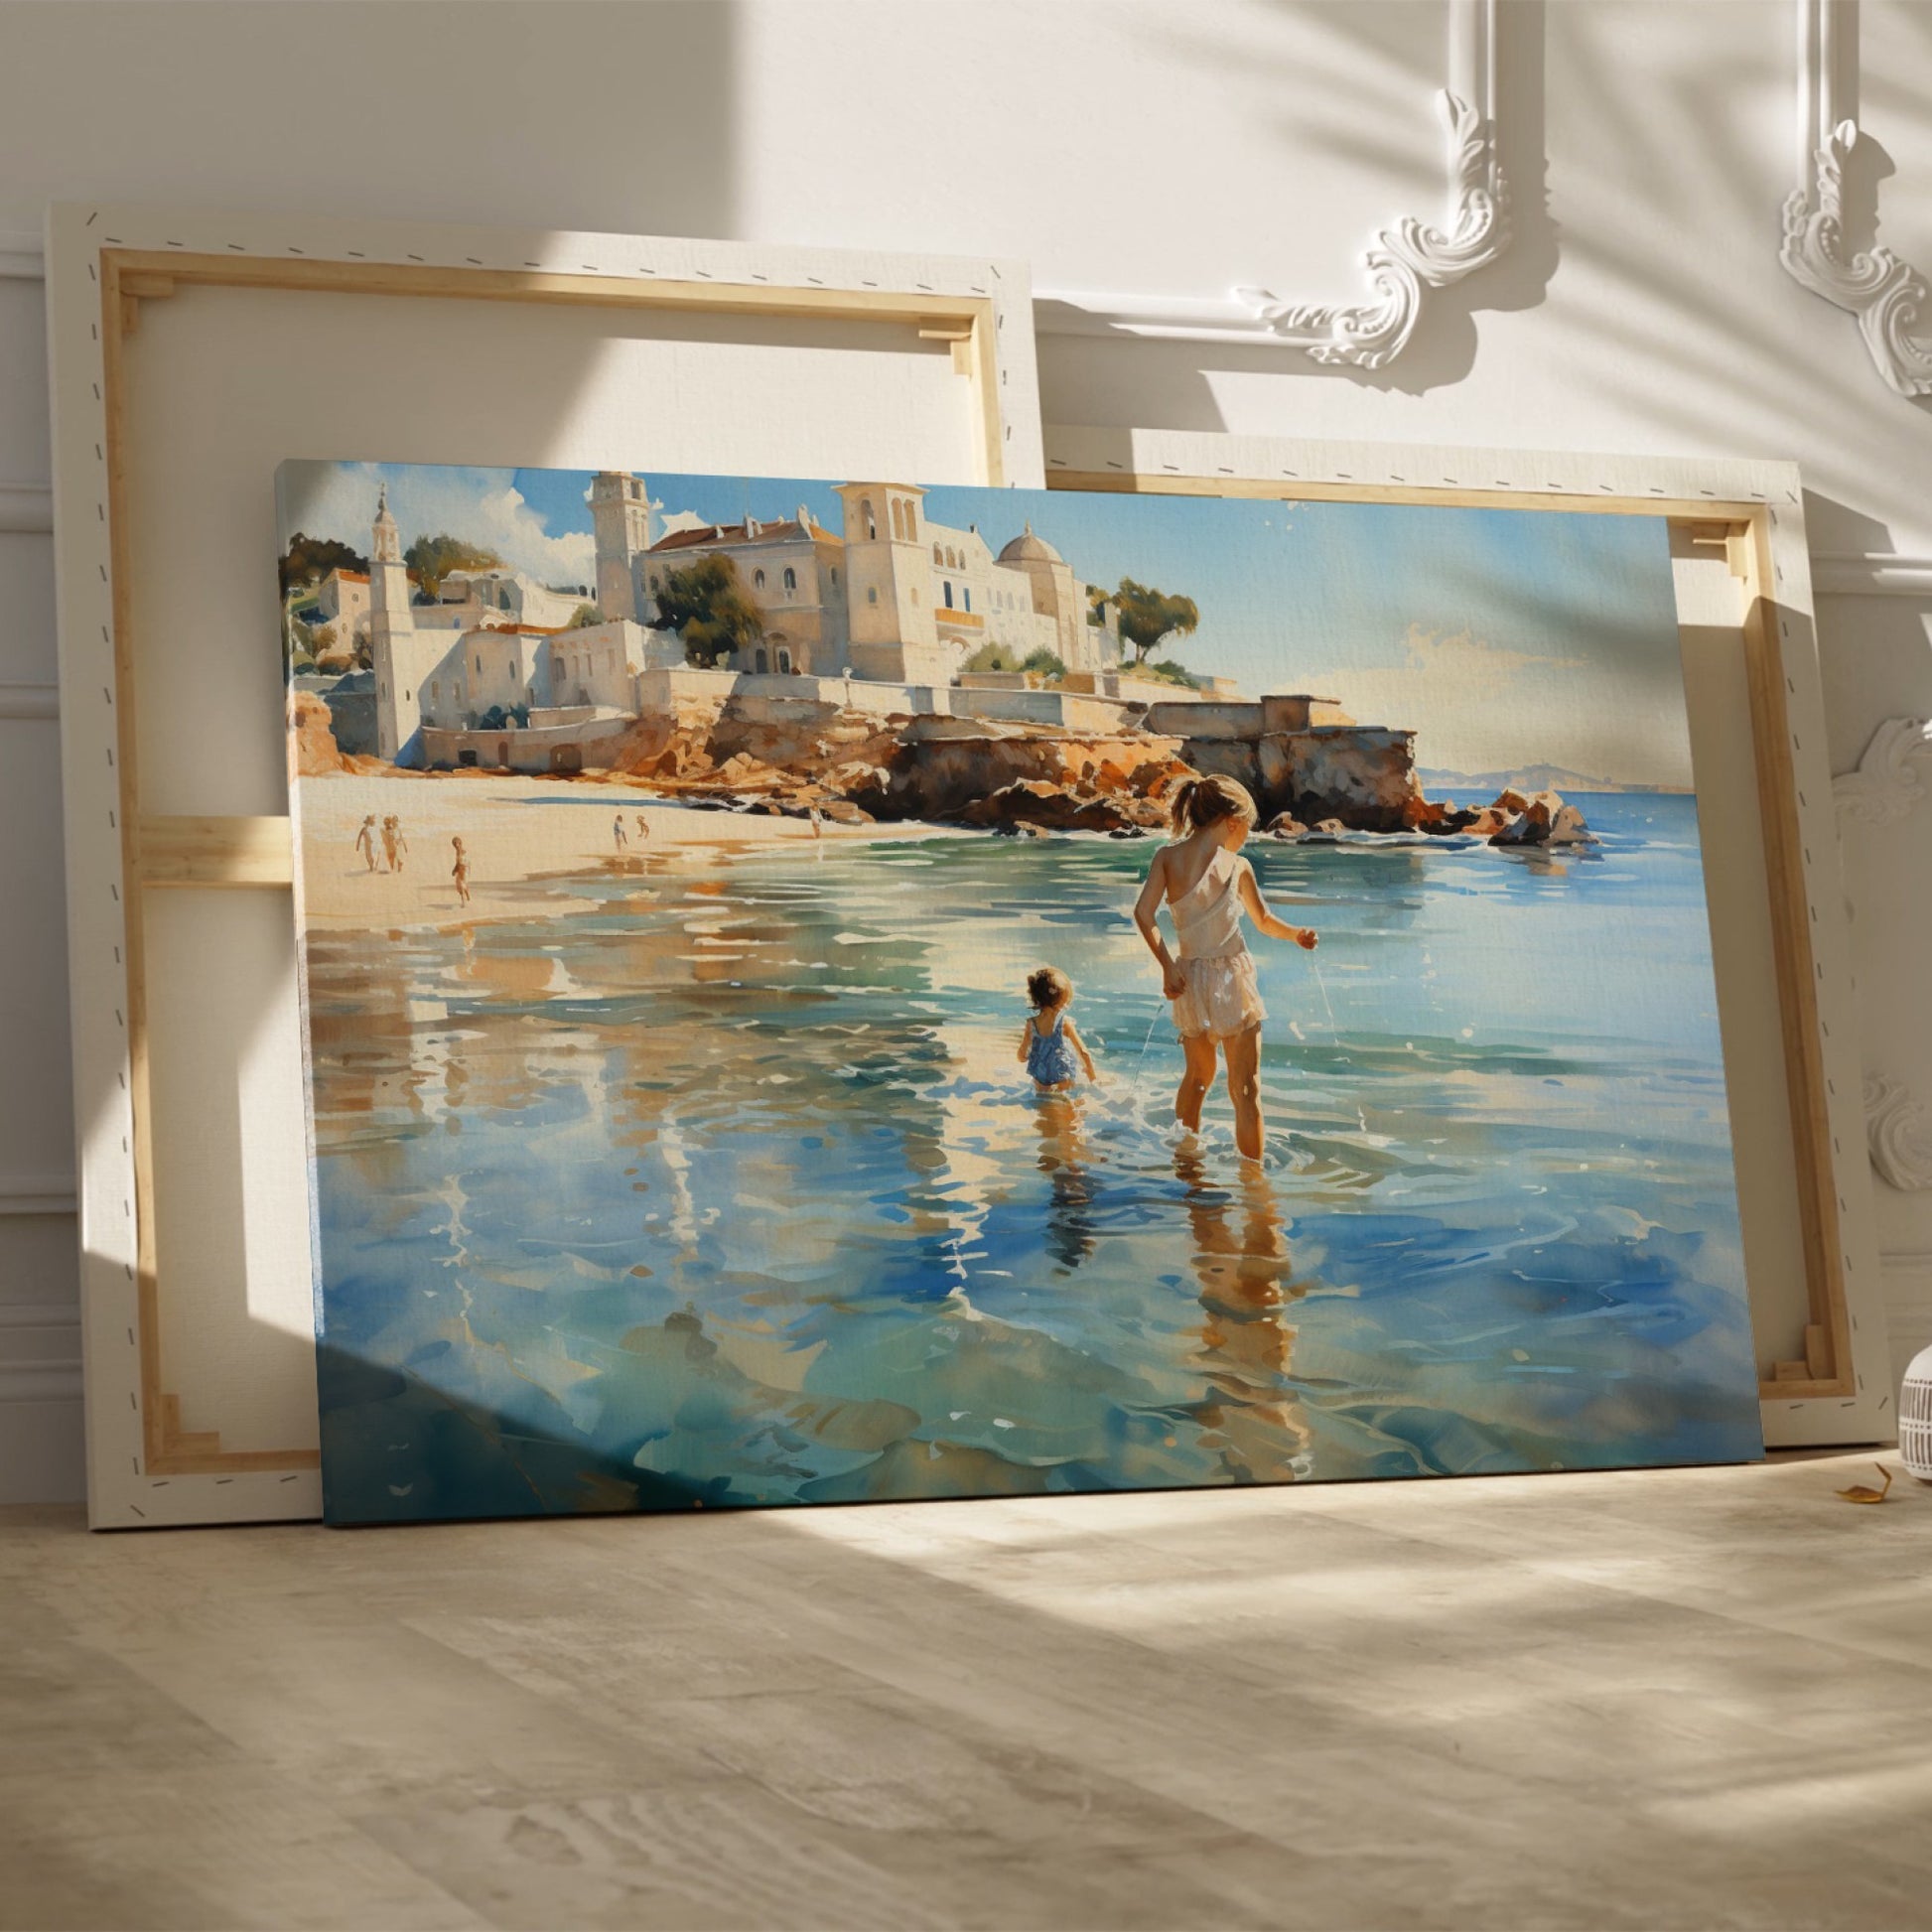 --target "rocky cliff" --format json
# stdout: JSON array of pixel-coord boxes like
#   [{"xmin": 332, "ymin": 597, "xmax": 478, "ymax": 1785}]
[
  {"xmin": 1180, "ymin": 724, "xmax": 1426, "ymax": 835},
  {"xmin": 317, "ymin": 681, "xmax": 1593, "ymax": 848},
  {"xmin": 609, "ymin": 695, "xmax": 1193, "ymax": 833}
]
